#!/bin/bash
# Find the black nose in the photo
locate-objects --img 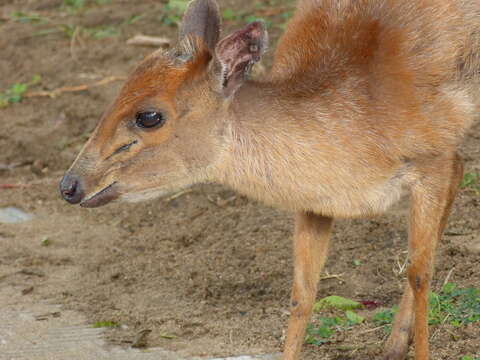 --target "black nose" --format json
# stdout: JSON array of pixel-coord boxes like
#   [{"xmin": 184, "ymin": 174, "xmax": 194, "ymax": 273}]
[{"xmin": 59, "ymin": 174, "xmax": 84, "ymax": 204}]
